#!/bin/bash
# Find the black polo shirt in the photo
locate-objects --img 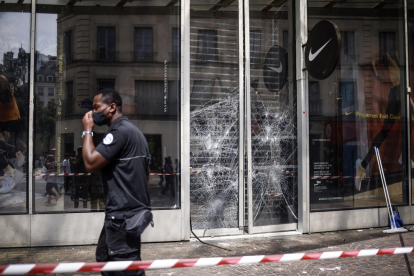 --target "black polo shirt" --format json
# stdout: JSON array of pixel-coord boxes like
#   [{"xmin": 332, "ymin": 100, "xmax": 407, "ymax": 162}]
[{"xmin": 95, "ymin": 116, "xmax": 151, "ymax": 218}]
